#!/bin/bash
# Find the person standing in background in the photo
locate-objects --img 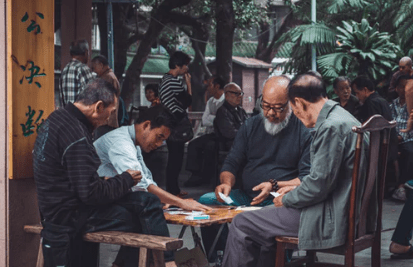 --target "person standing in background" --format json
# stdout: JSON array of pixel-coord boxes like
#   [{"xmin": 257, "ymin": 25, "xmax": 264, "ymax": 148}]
[
  {"xmin": 159, "ymin": 51, "xmax": 192, "ymax": 197},
  {"xmin": 59, "ymin": 39, "xmax": 95, "ymax": 107}
]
